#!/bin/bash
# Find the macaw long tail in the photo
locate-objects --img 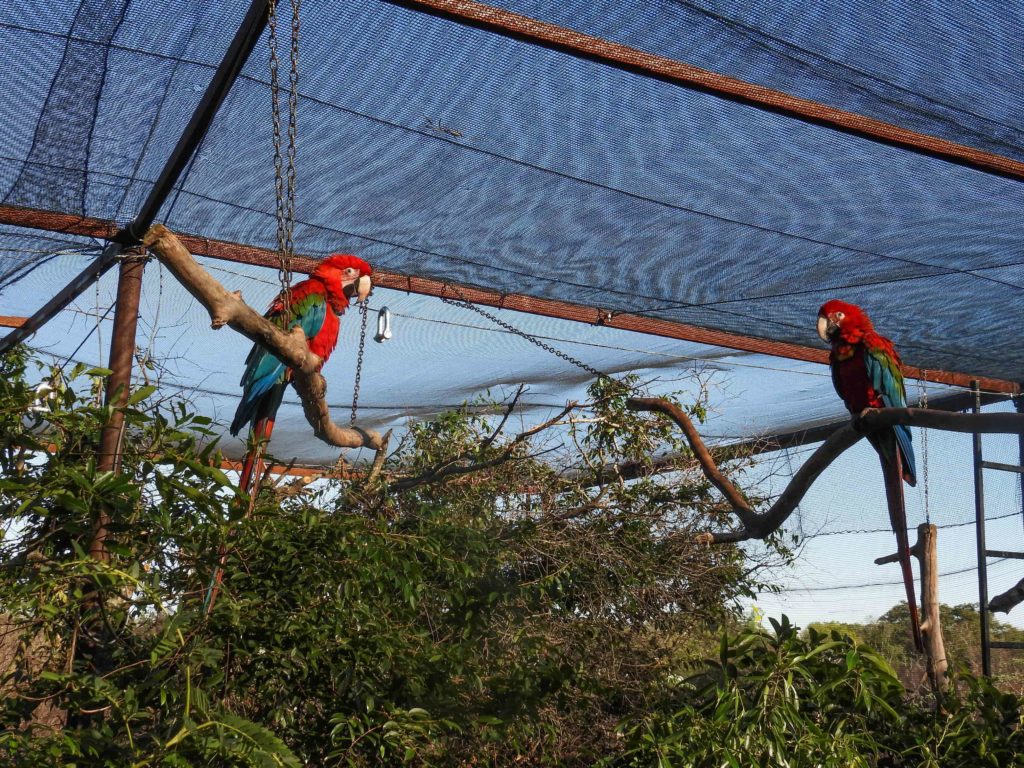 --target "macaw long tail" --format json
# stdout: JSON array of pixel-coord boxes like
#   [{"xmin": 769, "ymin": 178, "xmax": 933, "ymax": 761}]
[
  {"xmin": 238, "ymin": 414, "xmax": 276, "ymax": 499},
  {"xmin": 204, "ymin": 414, "xmax": 276, "ymax": 614},
  {"xmin": 880, "ymin": 449, "xmax": 924, "ymax": 652}
]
